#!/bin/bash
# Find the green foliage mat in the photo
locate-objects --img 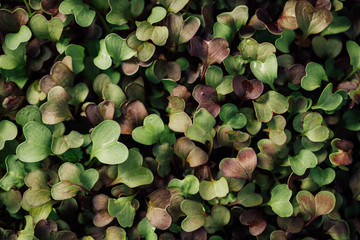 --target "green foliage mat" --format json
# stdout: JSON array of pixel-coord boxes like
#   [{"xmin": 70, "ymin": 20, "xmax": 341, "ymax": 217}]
[{"xmin": 0, "ymin": 0, "xmax": 360, "ymax": 239}]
